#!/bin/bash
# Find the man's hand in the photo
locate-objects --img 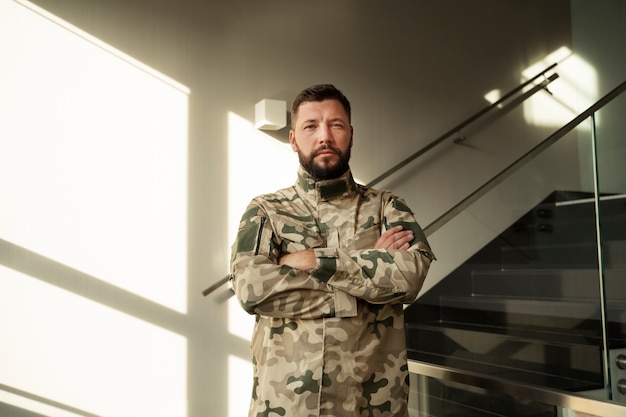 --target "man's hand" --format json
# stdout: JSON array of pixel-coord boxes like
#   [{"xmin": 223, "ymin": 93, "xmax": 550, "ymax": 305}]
[{"xmin": 374, "ymin": 225, "xmax": 414, "ymax": 250}]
